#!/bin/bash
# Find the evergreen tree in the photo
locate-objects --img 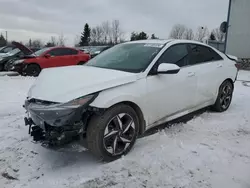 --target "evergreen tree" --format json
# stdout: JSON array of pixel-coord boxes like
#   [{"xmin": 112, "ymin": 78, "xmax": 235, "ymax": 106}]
[
  {"xmin": 130, "ymin": 32, "xmax": 137, "ymax": 41},
  {"xmin": 209, "ymin": 32, "xmax": 216, "ymax": 40},
  {"xmin": 130, "ymin": 31, "xmax": 148, "ymax": 41},
  {"xmin": 137, "ymin": 32, "xmax": 148, "ymax": 40},
  {"xmin": 79, "ymin": 23, "xmax": 91, "ymax": 46},
  {"xmin": 151, "ymin": 34, "xmax": 158, "ymax": 39},
  {"xmin": 0, "ymin": 34, "xmax": 7, "ymax": 47},
  {"xmin": 45, "ymin": 42, "xmax": 55, "ymax": 47}
]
